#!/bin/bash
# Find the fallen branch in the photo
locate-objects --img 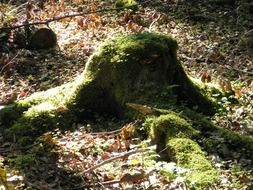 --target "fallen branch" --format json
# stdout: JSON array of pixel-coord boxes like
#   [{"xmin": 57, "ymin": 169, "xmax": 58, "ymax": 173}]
[
  {"xmin": 0, "ymin": 5, "xmax": 135, "ymax": 31},
  {"xmin": 89, "ymin": 120, "xmax": 139, "ymax": 136},
  {"xmin": 0, "ymin": 51, "xmax": 20, "ymax": 74},
  {"xmin": 79, "ymin": 147, "xmax": 152, "ymax": 175},
  {"xmin": 75, "ymin": 169, "xmax": 155, "ymax": 189},
  {"xmin": 72, "ymin": 180, "xmax": 121, "ymax": 189}
]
